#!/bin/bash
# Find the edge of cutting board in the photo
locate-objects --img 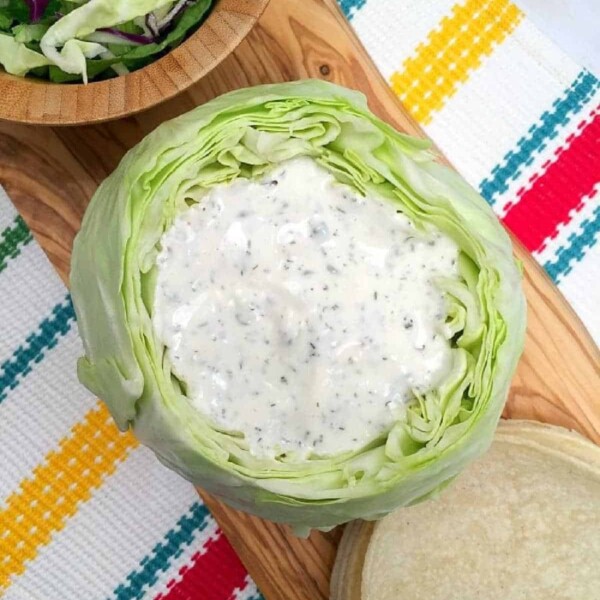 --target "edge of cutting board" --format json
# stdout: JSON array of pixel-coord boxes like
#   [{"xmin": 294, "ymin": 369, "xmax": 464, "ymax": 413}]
[{"xmin": 2, "ymin": 0, "xmax": 599, "ymax": 599}]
